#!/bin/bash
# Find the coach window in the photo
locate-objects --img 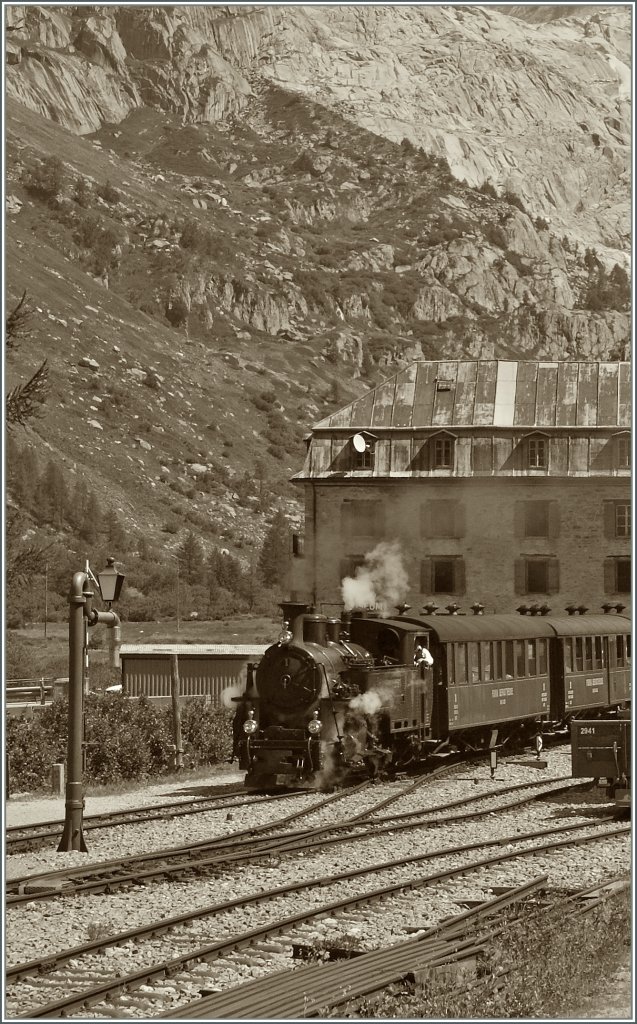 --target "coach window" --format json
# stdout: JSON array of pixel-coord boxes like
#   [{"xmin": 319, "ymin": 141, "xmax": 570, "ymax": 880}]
[
  {"xmin": 584, "ymin": 637, "xmax": 593, "ymax": 671},
  {"xmin": 454, "ymin": 643, "xmax": 468, "ymax": 684},
  {"xmin": 494, "ymin": 642, "xmax": 504, "ymax": 680},
  {"xmin": 481, "ymin": 642, "xmax": 493, "ymax": 681},
  {"xmin": 515, "ymin": 640, "xmax": 526, "ymax": 677},
  {"xmin": 627, "ymin": 636, "xmax": 631, "ymax": 664},
  {"xmin": 593, "ymin": 636, "xmax": 604, "ymax": 669},
  {"xmin": 504, "ymin": 641, "xmax": 515, "ymax": 679},
  {"xmin": 615, "ymin": 635, "xmax": 625, "ymax": 668},
  {"xmin": 527, "ymin": 640, "xmax": 537, "ymax": 676},
  {"xmin": 563, "ymin": 638, "xmax": 573, "ymax": 673},
  {"xmin": 538, "ymin": 639, "xmax": 548, "ymax": 675},
  {"xmin": 574, "ymin": 636, "xmax": 584, "ymax": 672}
]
